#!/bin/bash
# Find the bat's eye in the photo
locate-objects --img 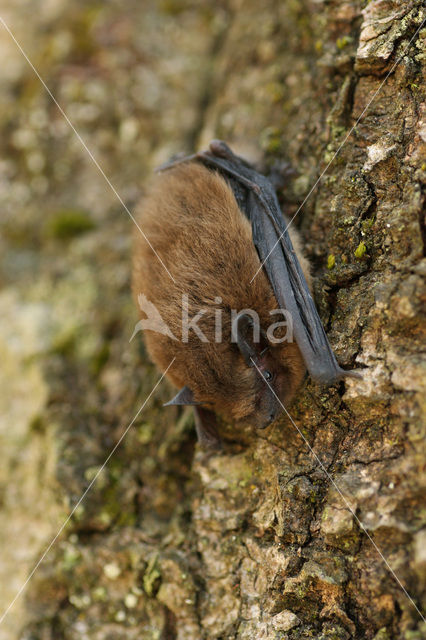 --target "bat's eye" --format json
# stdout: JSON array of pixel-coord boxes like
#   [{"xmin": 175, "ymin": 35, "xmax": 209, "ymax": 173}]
[{"xmin": 264, "ymin": 370, "xmax": 273, "ymax": 381}]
